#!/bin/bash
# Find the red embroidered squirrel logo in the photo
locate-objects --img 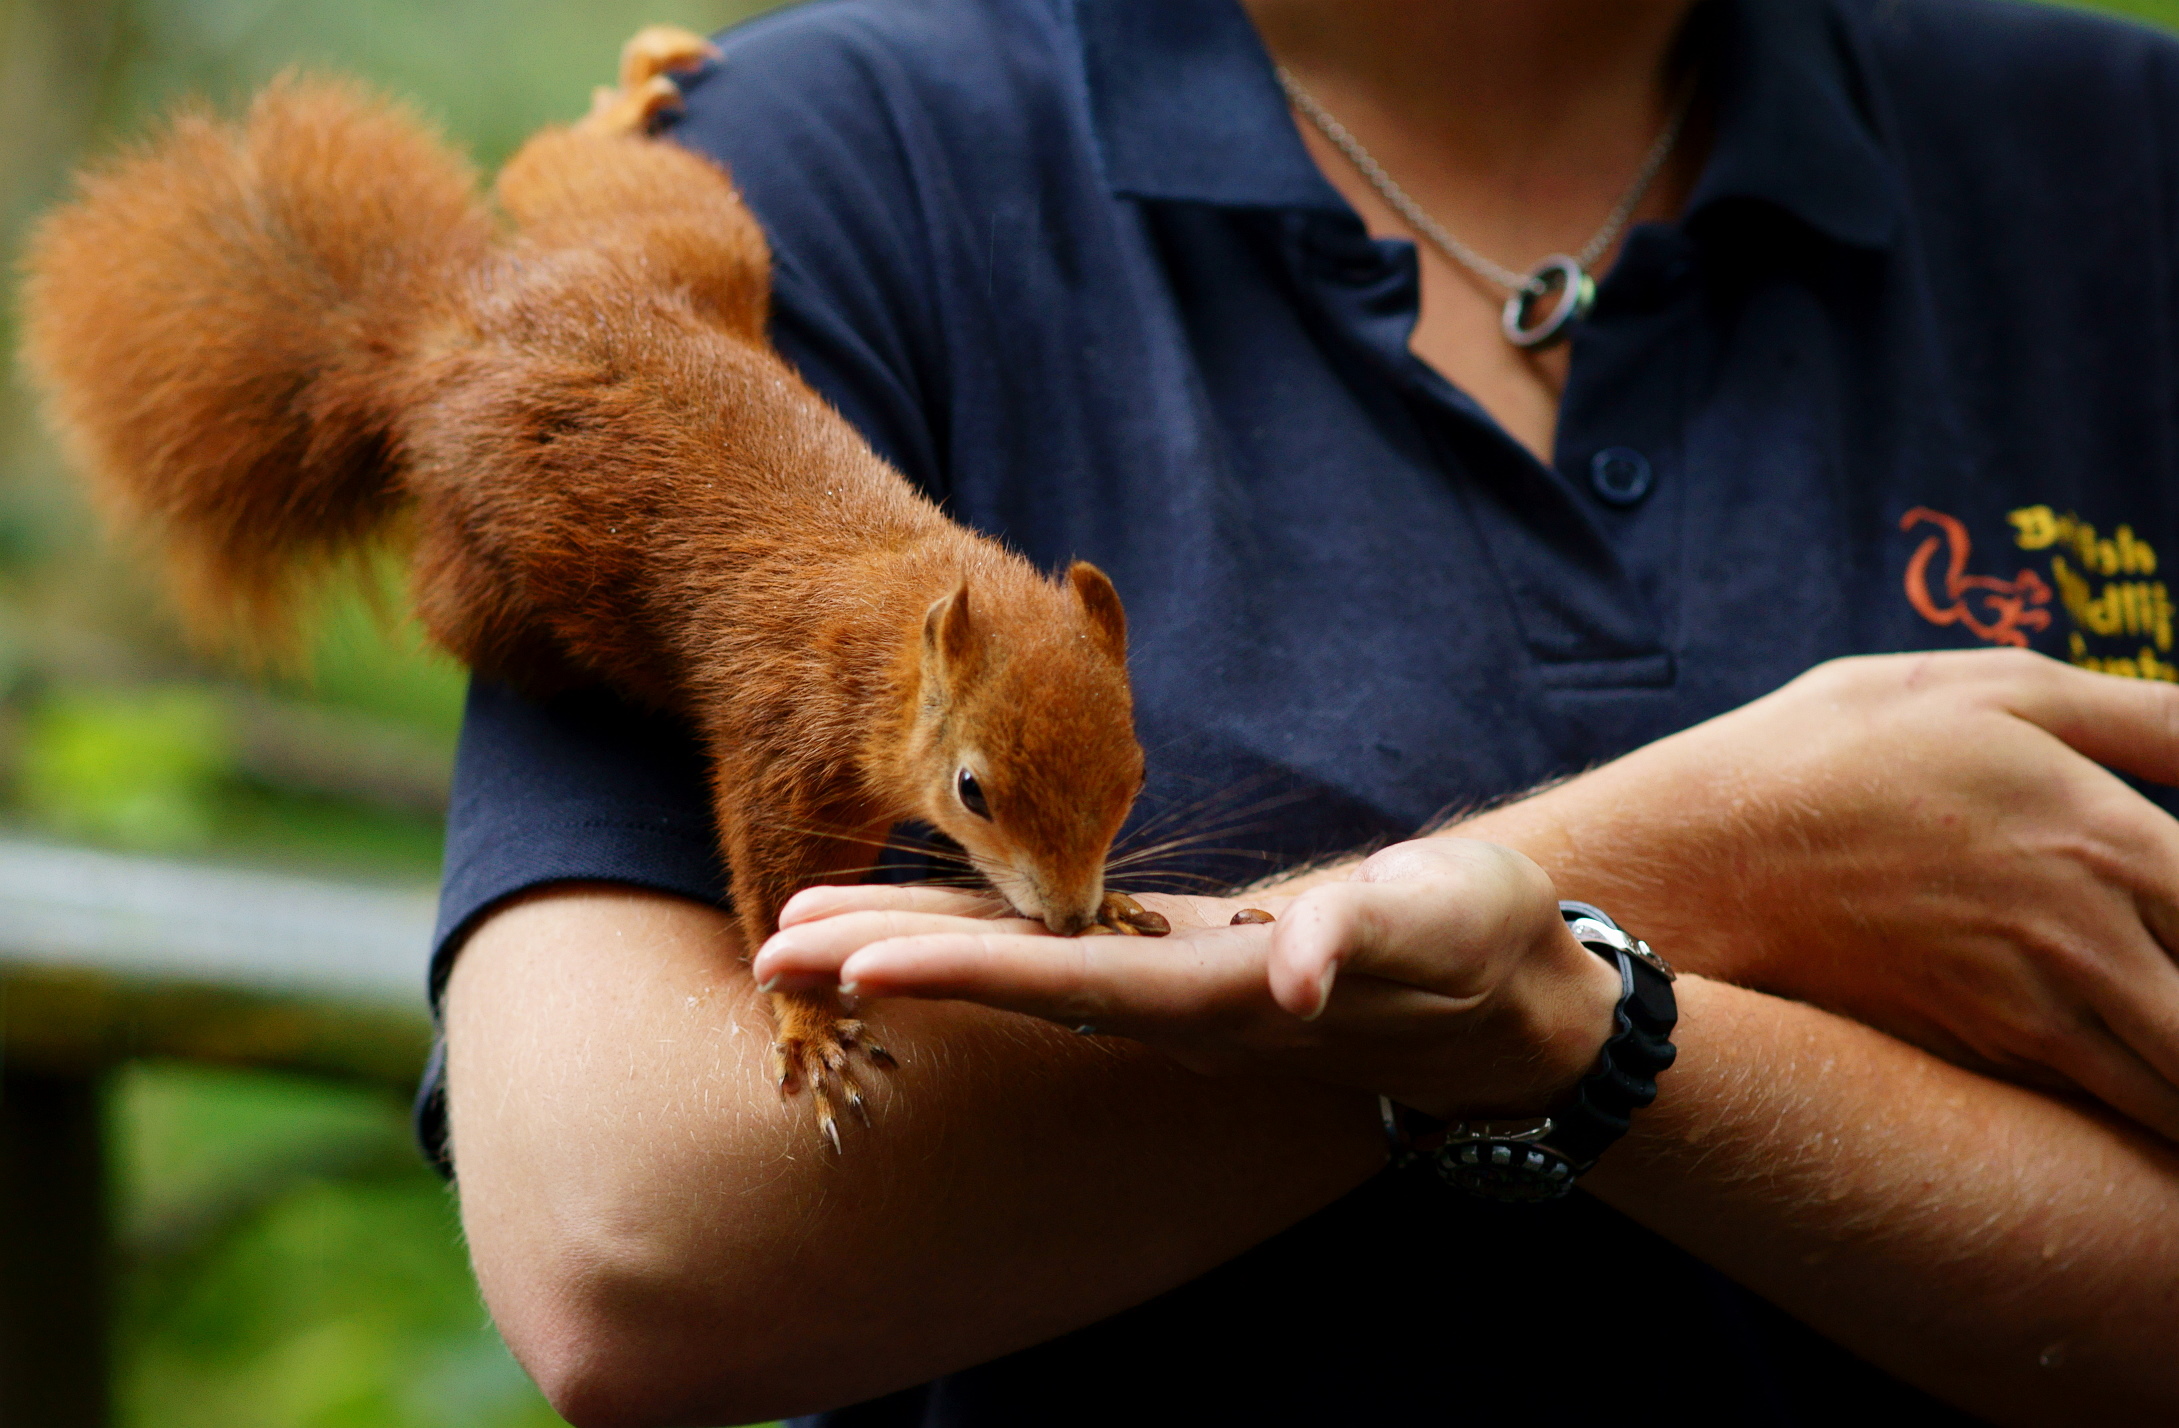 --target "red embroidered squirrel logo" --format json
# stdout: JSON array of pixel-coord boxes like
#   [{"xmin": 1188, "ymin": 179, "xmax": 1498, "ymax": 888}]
[{"xmin": 1900, "ymin": 507, "xmax": 2054, "ymax": 649}]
